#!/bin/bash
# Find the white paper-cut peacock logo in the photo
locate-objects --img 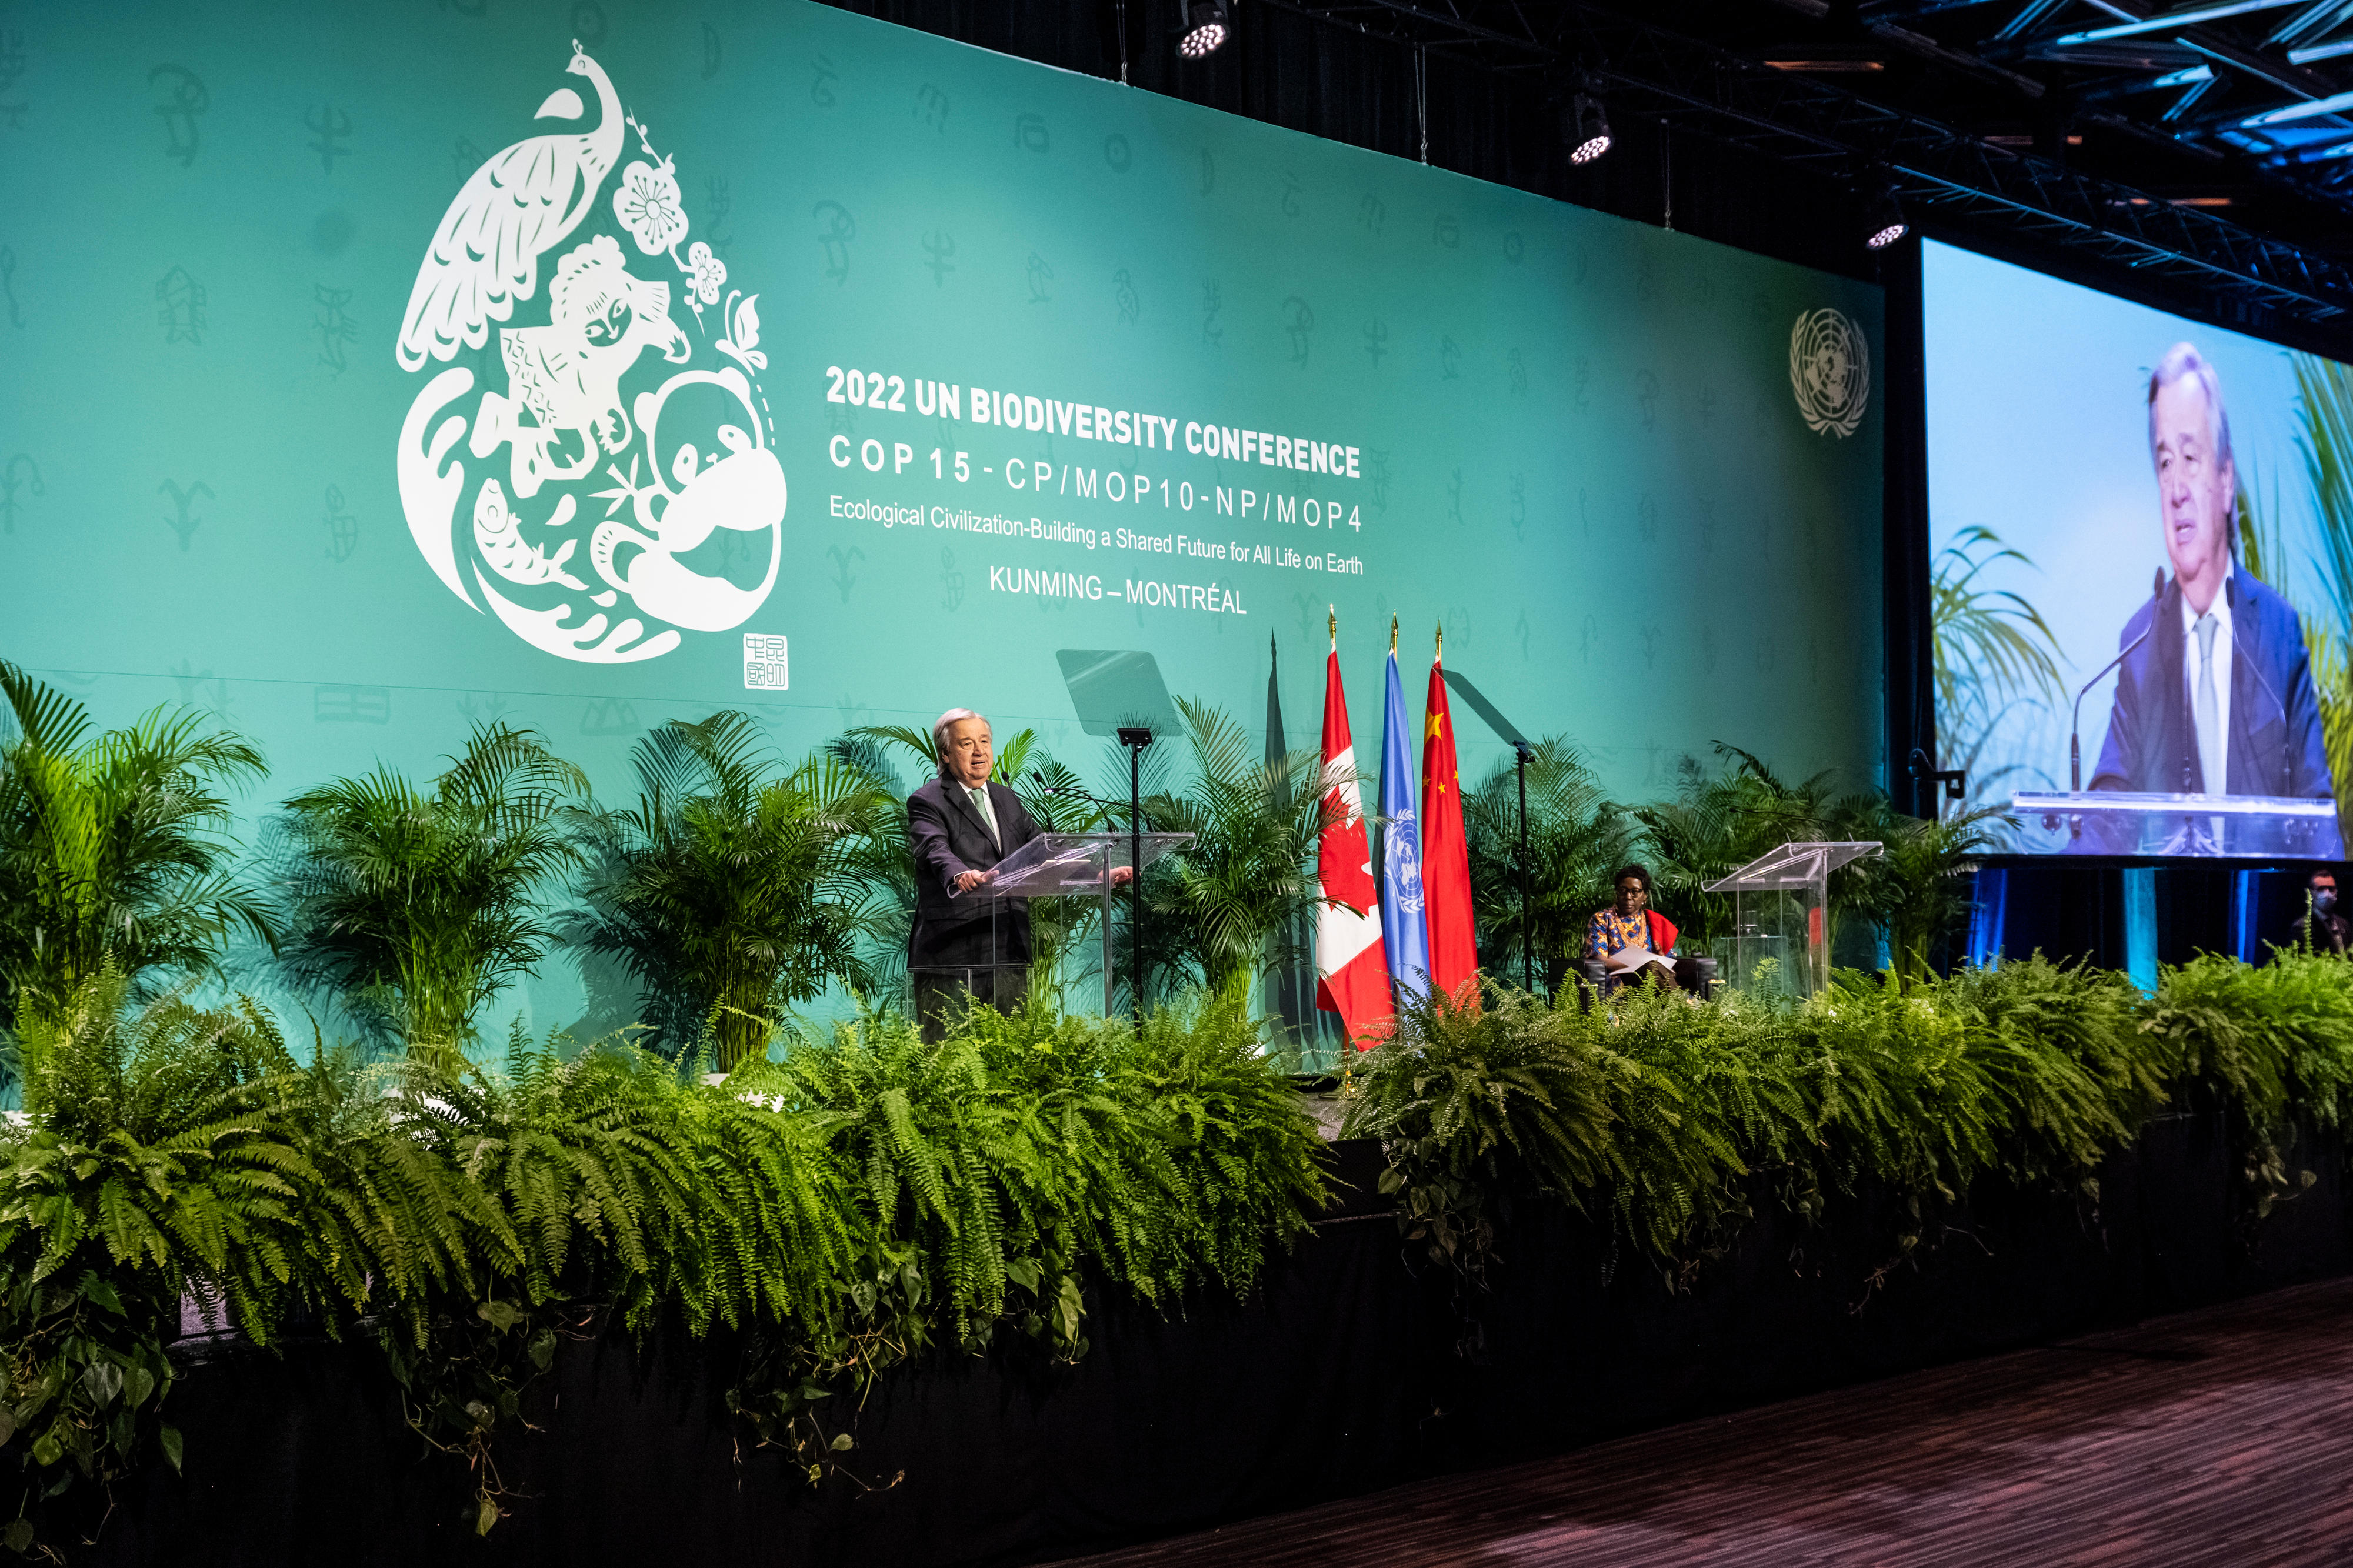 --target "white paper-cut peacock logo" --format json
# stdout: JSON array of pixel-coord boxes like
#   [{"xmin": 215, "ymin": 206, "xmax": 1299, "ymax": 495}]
[
  {"xmin": 1788, "ymin": 308, "xmax": 1870, "ymax": 439},
  {"xmin": 395, "ymin": 42, "xmax": 783, "ymax": 665}
]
